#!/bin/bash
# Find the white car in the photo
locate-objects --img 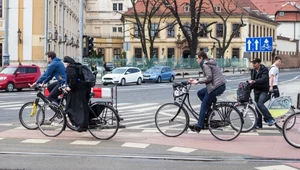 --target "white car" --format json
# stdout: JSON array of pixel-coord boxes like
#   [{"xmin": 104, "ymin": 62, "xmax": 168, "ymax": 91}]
[{"xmin": 102, "ymin": 67, "xmax": 143, "ymax": 86}]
